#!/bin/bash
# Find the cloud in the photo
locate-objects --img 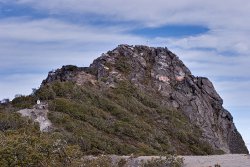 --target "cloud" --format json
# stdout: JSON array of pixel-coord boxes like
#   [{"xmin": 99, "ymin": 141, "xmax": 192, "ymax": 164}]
[
  {"xmin": 166, "ymin": 30, "xmax": 250, "ymax": 55},
  {"xmin": 0, "ymin": 17, "xmax": 145, "ymax": 70},
  {"xmin": 0, "ymin": 18, "xmax": 143, "ymax": 43},
  {"xmin": 9, "ymin": 0, "xmax": 250, "ymax": 28}
]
